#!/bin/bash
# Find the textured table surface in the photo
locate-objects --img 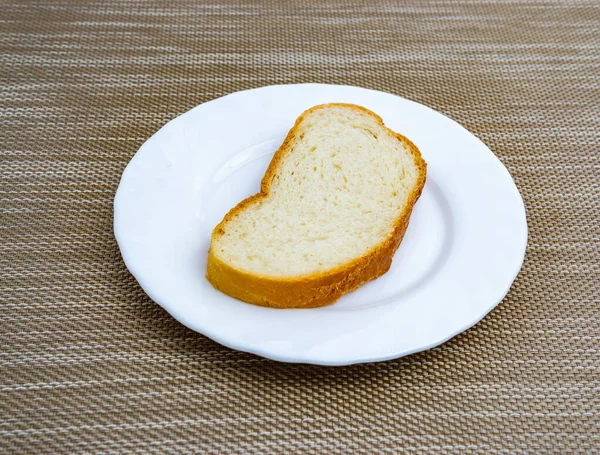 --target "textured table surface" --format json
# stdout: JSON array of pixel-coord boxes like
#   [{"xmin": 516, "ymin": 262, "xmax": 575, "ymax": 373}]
[{"xmin": 2, "ymin": 1, "xmax": 599, "ymax": 453}]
